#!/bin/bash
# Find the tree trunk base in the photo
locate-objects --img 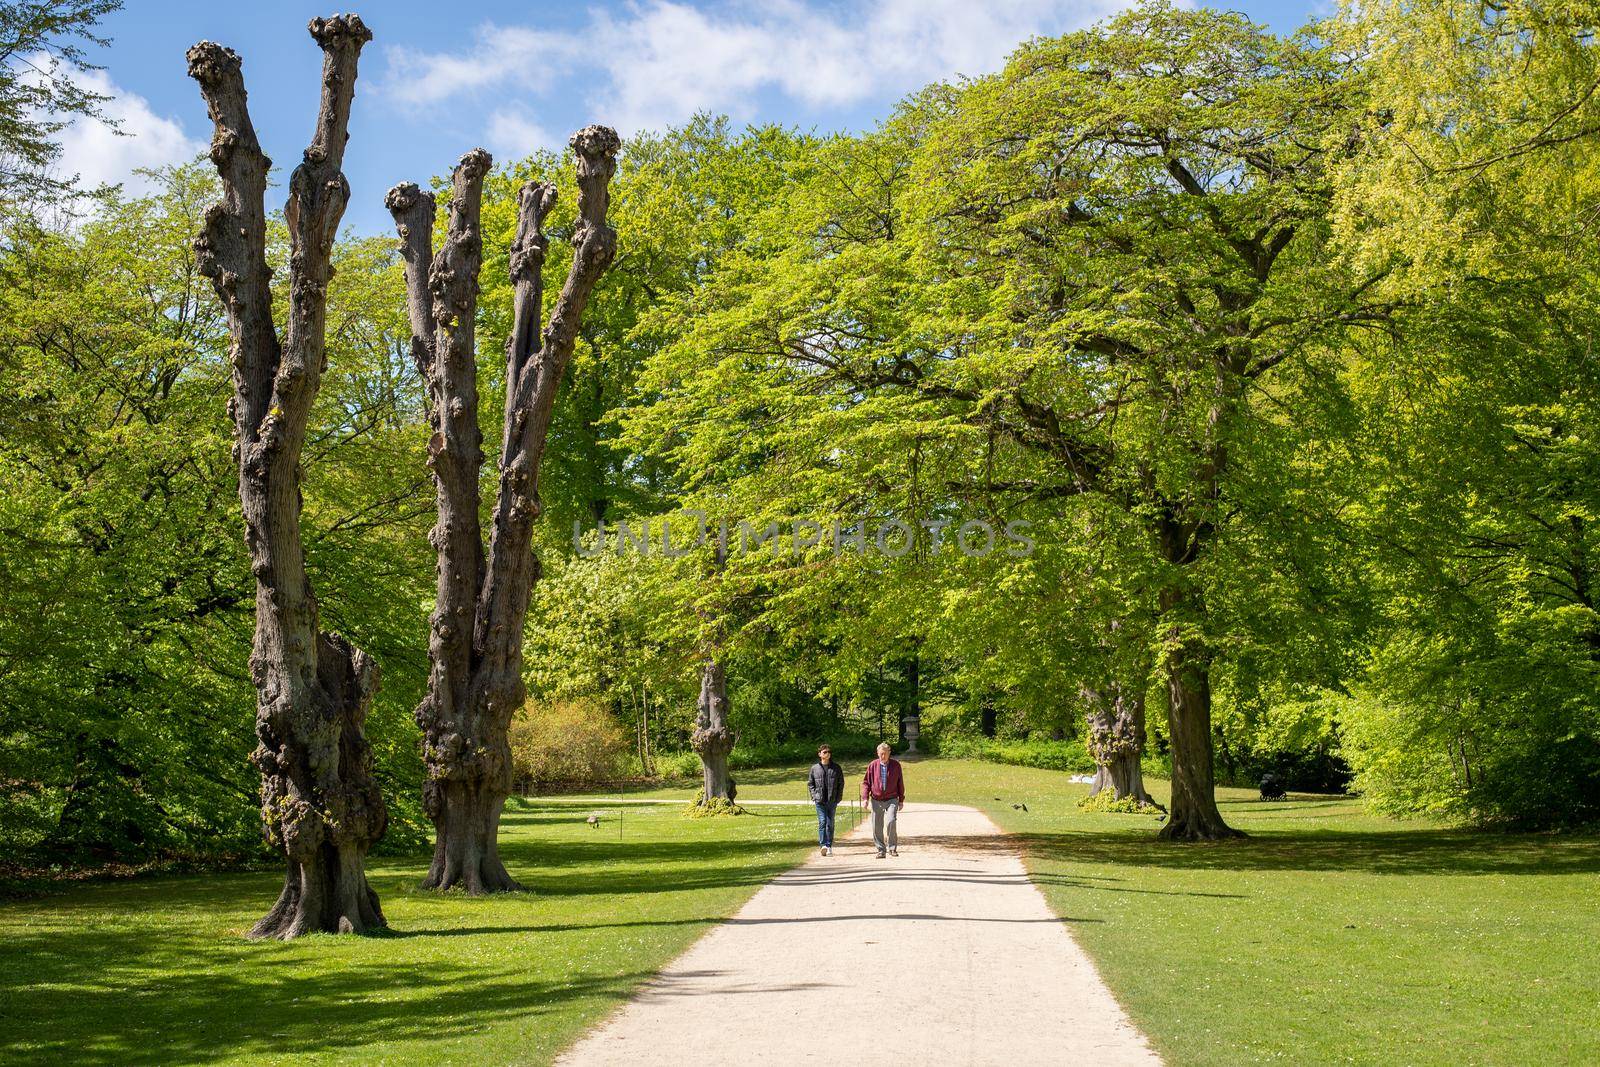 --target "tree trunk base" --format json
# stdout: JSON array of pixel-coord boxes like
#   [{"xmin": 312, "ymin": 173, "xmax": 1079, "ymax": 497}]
[
  {"xmin": 1157, "ymin": 805, "xmax": 1248, "ymax": 842},
  {"xmin": 420, "ymin": 858, "xmax": 523, "ymax": 894},
  {"xmin": 249, "ymin": 846, "xmax": 386, "ymax": 939},
  {"xmin": 1160, "ymin": 624, "xmax": 1241, "ymax": 842},
  {"xmin": 1089, "ymin": 751, "xmax": 1164, "ymax": 810},
  {"xmin": 421, "ymin": 779, "xmax": 523, "ymax": 894}
]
